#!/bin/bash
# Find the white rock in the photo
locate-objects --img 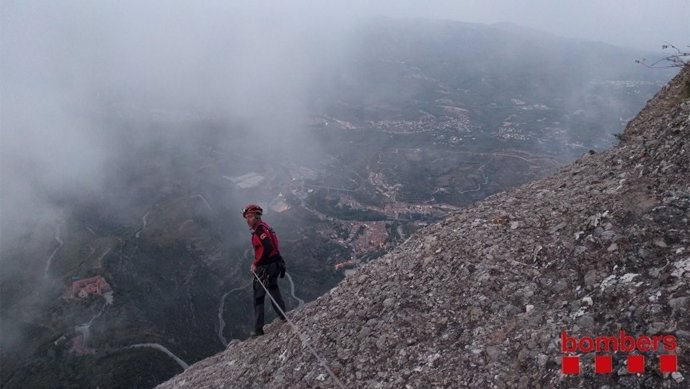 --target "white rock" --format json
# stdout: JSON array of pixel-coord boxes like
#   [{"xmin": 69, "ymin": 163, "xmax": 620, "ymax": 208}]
[
  {"xmin": 600, "ymin": 274, "xmax": 617, "ymax": 291},
  {"xmin": 619, "ymin": 273, "xmax": 639, "ymax": 283},
  {"xmin": 672, "ymin": 372, "xmax": 684, "ymax": 383}
]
